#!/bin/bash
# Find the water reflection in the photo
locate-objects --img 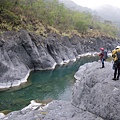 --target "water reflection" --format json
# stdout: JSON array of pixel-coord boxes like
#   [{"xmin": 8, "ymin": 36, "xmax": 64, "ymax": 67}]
[{"xmin": 0, "ymin": 56, "xmax": 99, "ymax": 111}]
